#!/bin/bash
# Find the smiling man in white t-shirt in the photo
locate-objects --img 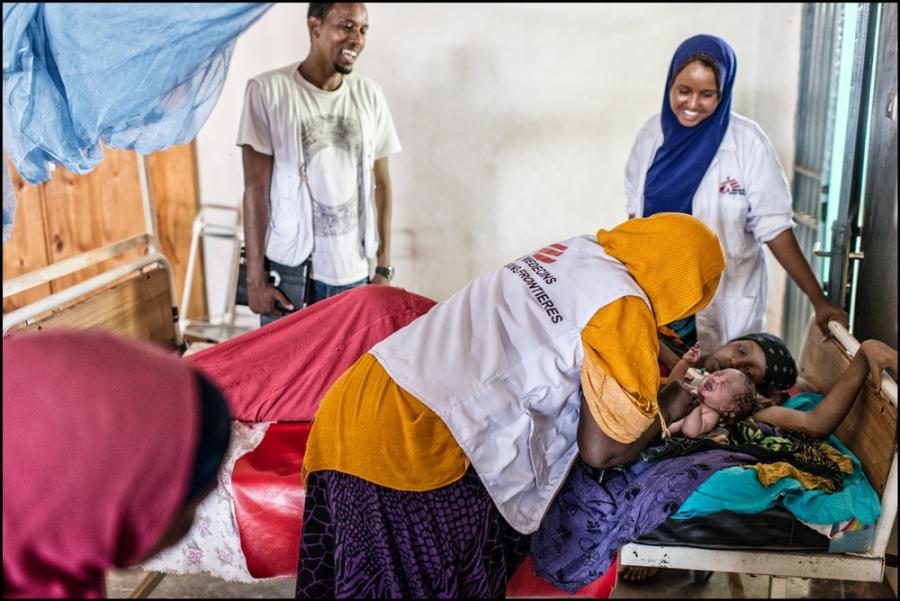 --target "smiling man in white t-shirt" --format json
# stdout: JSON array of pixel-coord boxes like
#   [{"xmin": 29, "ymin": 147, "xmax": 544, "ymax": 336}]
[{"xmin": 237, "ymin": 2, "xmax": 401, "ymax": 326}]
